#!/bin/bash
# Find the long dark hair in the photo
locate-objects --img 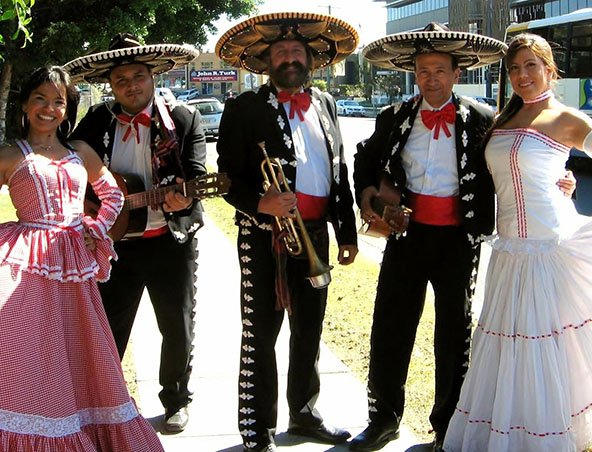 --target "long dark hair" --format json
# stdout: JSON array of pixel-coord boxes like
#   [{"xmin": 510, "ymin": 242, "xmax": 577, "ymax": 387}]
[
  {"xmin": 483, "ymin": 33, "xmax": 558, "ymax": 145},
  {"xmin": 18, "ymin": 66, "xmax": 80, "ymax": 143}
]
